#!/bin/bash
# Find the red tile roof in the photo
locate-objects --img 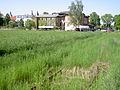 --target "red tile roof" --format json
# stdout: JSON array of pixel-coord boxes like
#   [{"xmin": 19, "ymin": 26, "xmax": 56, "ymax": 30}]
[
  {"xmin": 0, "ymin": 14, "xmax": 3, "ymax": 17},
  {"xmin": 10, "ymin": 16, "xmax": 16, "ymax": 20}
]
